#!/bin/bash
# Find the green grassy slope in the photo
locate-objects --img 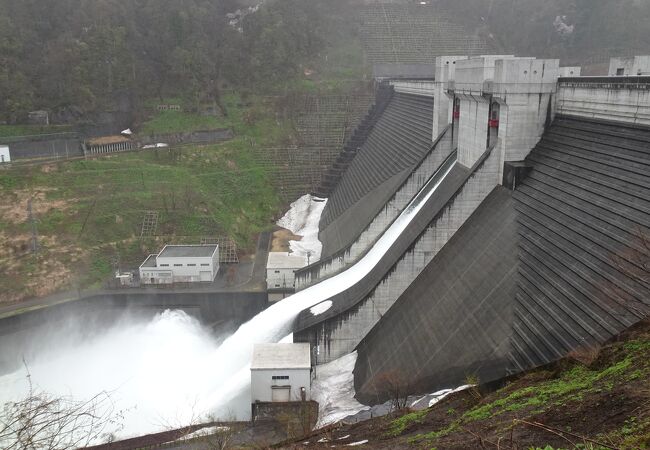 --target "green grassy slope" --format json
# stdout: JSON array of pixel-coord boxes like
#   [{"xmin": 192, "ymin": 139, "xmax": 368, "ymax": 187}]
[{"xmin": 0, "ymin": 93, "xmax": 287, "ymax": 303}]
